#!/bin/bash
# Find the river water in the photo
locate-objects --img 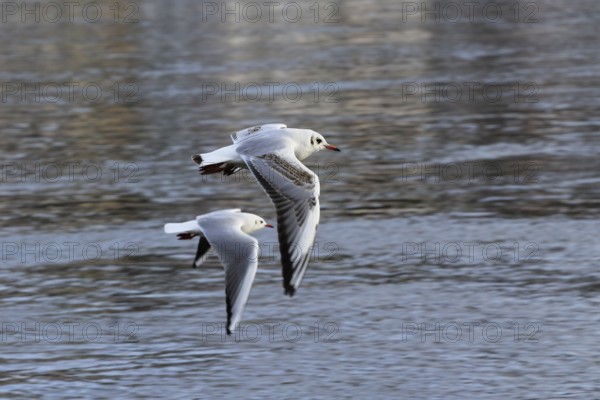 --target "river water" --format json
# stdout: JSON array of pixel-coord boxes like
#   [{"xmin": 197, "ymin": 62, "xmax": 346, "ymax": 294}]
[{"xmin": 1, "ymin": 0, "xmax": 599, "ymax": 398}]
